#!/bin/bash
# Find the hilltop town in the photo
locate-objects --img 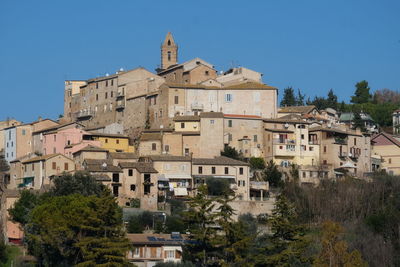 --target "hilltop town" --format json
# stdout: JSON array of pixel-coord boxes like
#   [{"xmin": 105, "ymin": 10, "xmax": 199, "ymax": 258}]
[{"xmin": 1, "ymin": 33, "xmax": 400, "ymax": 266}]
